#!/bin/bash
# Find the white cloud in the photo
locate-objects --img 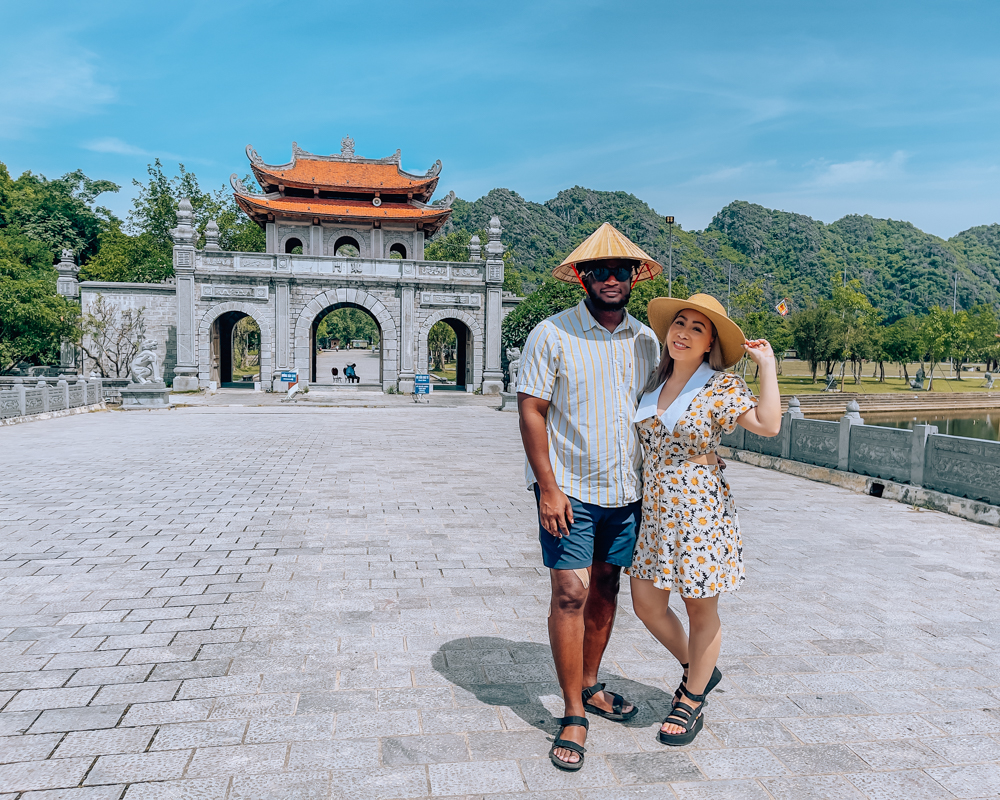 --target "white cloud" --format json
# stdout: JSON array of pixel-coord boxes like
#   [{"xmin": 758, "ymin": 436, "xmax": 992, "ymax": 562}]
[
  {"xmin": 0, "ymin": 39, "xmax": 115, "ymax": 137},
  {"xmin": 84, "ymin": 137, "xmax": 150, "ymax": 156},
  {"xmin": 811, "ymin": 151, "xmax": 907, "ymax": 187}
]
